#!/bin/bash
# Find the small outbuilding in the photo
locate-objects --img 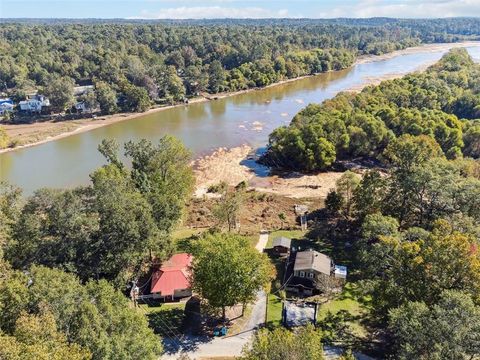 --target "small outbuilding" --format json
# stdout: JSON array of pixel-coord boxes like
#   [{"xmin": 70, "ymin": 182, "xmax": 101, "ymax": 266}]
[
  {"xmin": 272, "ymin": 236, "xmax": 291, "ymax": 255},
  {"xmin": 334, "ymin": 265, "xmax": 347, "ymax": 279}
]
